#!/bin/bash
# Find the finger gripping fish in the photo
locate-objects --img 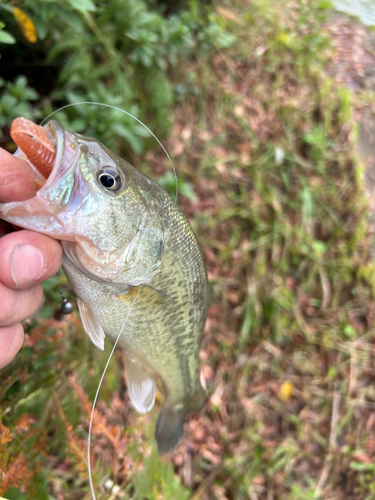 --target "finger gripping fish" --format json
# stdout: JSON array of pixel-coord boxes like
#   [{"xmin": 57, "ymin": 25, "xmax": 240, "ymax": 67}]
[{"xmin": 1, "ymin": 118, "xmax": 210, "ymax": 454}]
